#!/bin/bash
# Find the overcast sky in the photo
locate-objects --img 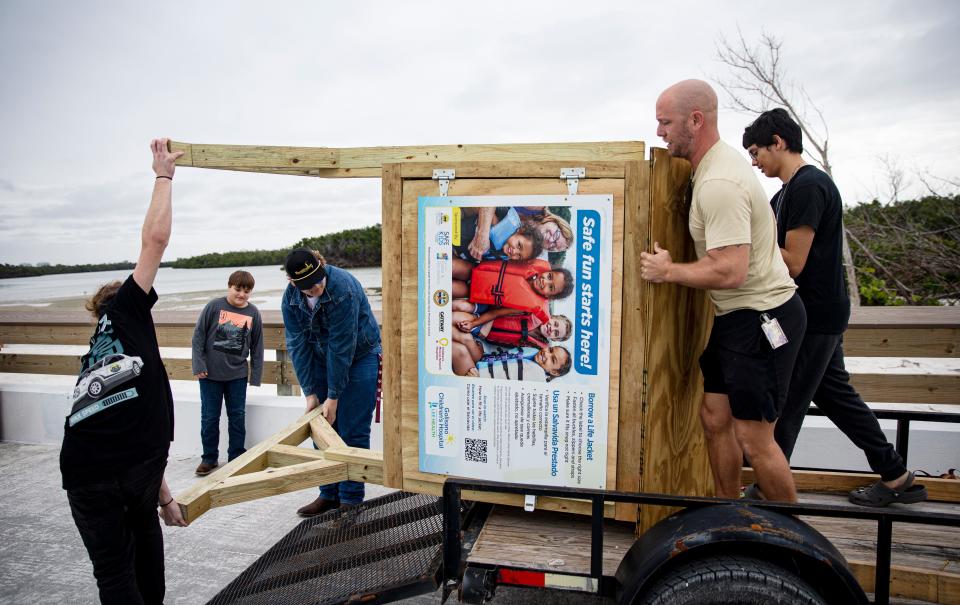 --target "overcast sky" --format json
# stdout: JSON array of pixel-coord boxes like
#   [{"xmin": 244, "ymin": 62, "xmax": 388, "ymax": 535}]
[{"xmin": 1, "ymin": 1, "xmax": 957, "ymax": 265}]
